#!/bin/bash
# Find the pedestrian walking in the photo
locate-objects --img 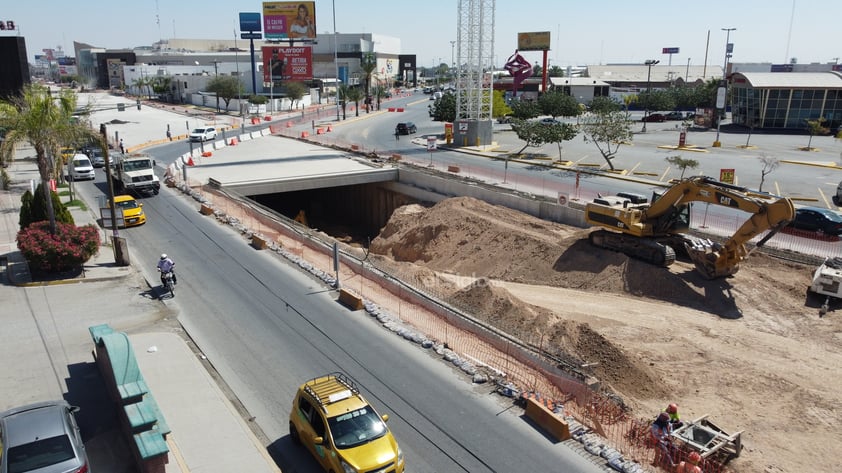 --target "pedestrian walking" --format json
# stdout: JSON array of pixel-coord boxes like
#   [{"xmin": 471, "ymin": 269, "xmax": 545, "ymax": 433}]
[
  {"xmin": 166, "ymin": 125, "xmax": 172, "ymax": 141},
  {"xmin": 119, "ymin": 138, "xmax": 125, "ymax": 154}
]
